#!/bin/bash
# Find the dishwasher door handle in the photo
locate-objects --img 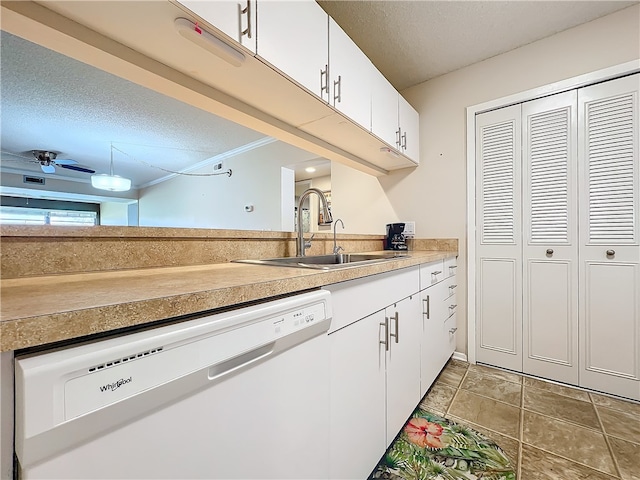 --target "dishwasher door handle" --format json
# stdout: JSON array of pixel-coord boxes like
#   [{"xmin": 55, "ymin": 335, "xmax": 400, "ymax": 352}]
[{"xmin": 208, "ymin": 343, "xmax": 274, "ymax": 380}]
